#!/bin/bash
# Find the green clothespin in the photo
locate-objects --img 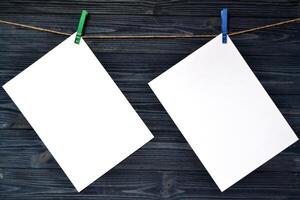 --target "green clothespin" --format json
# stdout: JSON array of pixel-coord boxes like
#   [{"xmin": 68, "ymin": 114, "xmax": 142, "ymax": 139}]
[{"xmin": 75, "ymin": 10, "xmax": 88, "ymax": 44}]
